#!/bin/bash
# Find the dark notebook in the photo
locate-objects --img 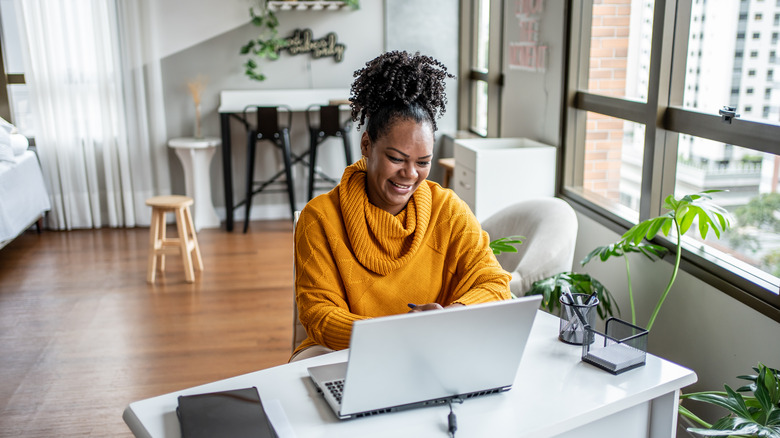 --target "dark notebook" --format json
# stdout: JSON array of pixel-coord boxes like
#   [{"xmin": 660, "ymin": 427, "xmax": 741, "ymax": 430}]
[{"xmin": 176, "ymin": 387, "xmax": 278, "ymax": 438}]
